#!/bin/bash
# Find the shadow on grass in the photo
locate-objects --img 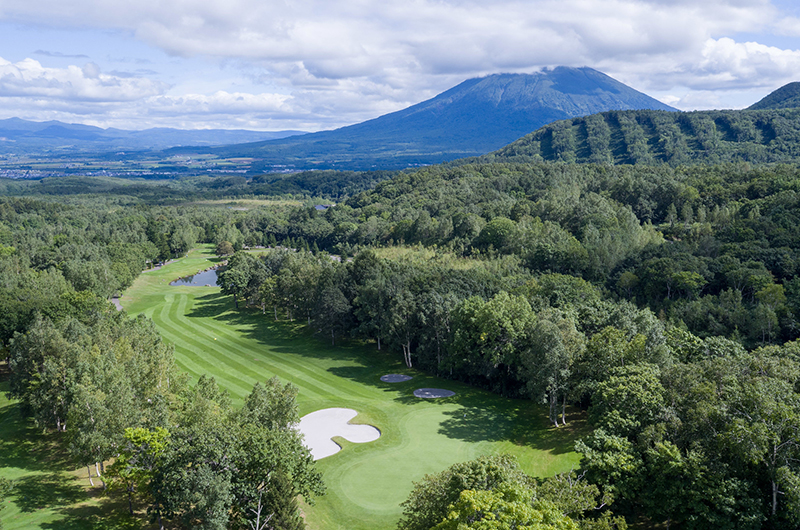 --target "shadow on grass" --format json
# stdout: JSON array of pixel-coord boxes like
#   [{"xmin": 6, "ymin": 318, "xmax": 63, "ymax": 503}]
[
  {"xmin": 183, "ymin": 291, "xmax": 589, "ymax": 455},
  {"xmin": 327, "ymin": 363, "xmax": 588, "ymax": 455},
  {"xmin": 12, "ymin": 472, "xmax": 87, "ymax": 513},
  {"xmin": 185, "ymin": 291, "xmax": 388, "ymax": 367},
  {"xmin": 438, "ymin": 403, "xmax": 588, "ymax": 454},
  {"xmin": 1, "ymin": 377, "xmax": 158, "ymax": 529},
  {"xmin": 0, "ymin": 382, "xmax": 74, "ymax": 473},
  {"xmin": 40, "ymin": 499, "xmax": 145, "ymax": 530}
]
